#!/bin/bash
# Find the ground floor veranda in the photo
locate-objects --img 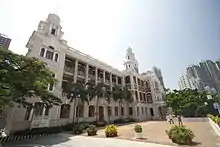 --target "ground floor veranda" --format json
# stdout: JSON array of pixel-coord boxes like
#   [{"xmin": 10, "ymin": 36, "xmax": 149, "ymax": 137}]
[{"xmin": 4, "ymin": 100, "xmax": 166, "ymax": 132}]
